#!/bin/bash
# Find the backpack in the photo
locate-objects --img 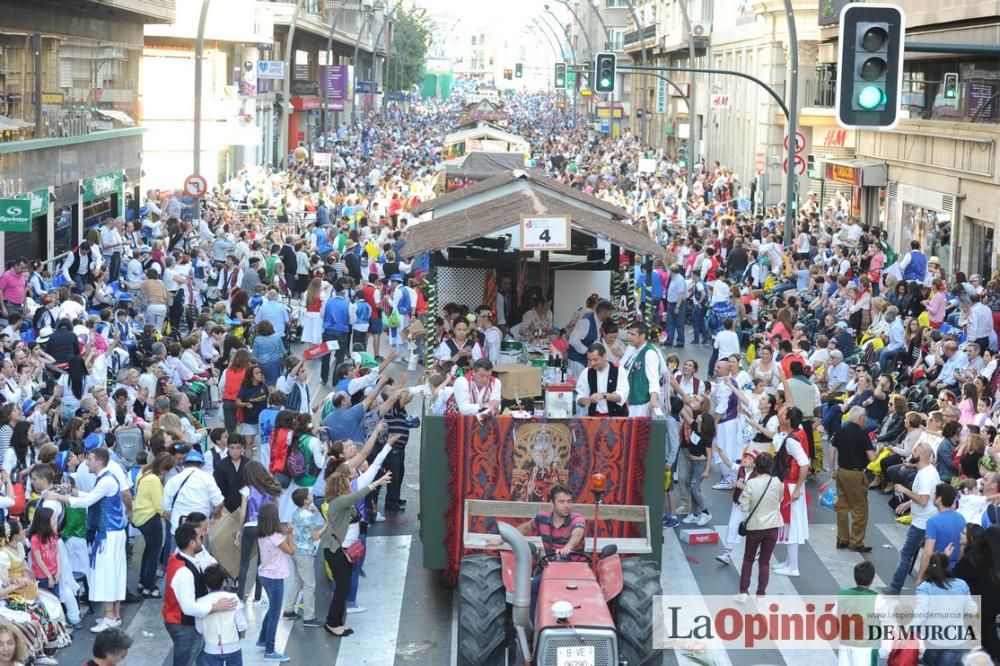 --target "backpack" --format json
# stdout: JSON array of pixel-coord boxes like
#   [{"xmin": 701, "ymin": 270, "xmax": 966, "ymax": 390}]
[
  {"xmin": 291, "ymin": 435, "xmax": 321, "ymax": 486},
  {"xmin": 354, "ymin": 300, "xmax": 372, "ymax": 324},
  {"xmin": 269, "ymin": 428, "xmax": 292, "ymax": 476},
  {"xmin": 284, "ymin": 442, "xmax": 306, "ymax": 479},
  {"xmin": 114, "ymin": 428, "xmax": 144, "ymax": 469}
]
